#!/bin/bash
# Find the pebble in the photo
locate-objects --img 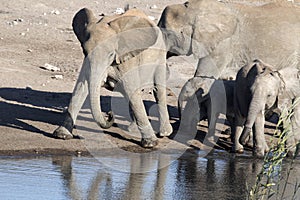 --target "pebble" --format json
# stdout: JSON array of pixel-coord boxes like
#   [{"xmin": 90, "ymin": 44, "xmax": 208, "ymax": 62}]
[
  {"xmin": 51, "ymin": 9, "xmax": 60, "ymax": 15},
  {"xmin": 114, "ymin": 8, "xmax": 125, "ymax": 14},
  {"xmin": 150, "ymin": 5, "xmax": 158, "ymax": 9},
  {"xmin": 27, "ymin": 49, "xmax": 33, "ymax": 52},
  {"xmin": 20, "ymin": 32, "xmax": 26, "ymax": 36},
  {"xmin": 148, "ymin": 16, "xmax": 155, "ymax": 21},
  {"xmin": 41, "ymin": 63, "xmax": 61, "ymax": 72},
  {"xmin": 52, "ymin": 75, "xmax": 63, "ymax": 80}
]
